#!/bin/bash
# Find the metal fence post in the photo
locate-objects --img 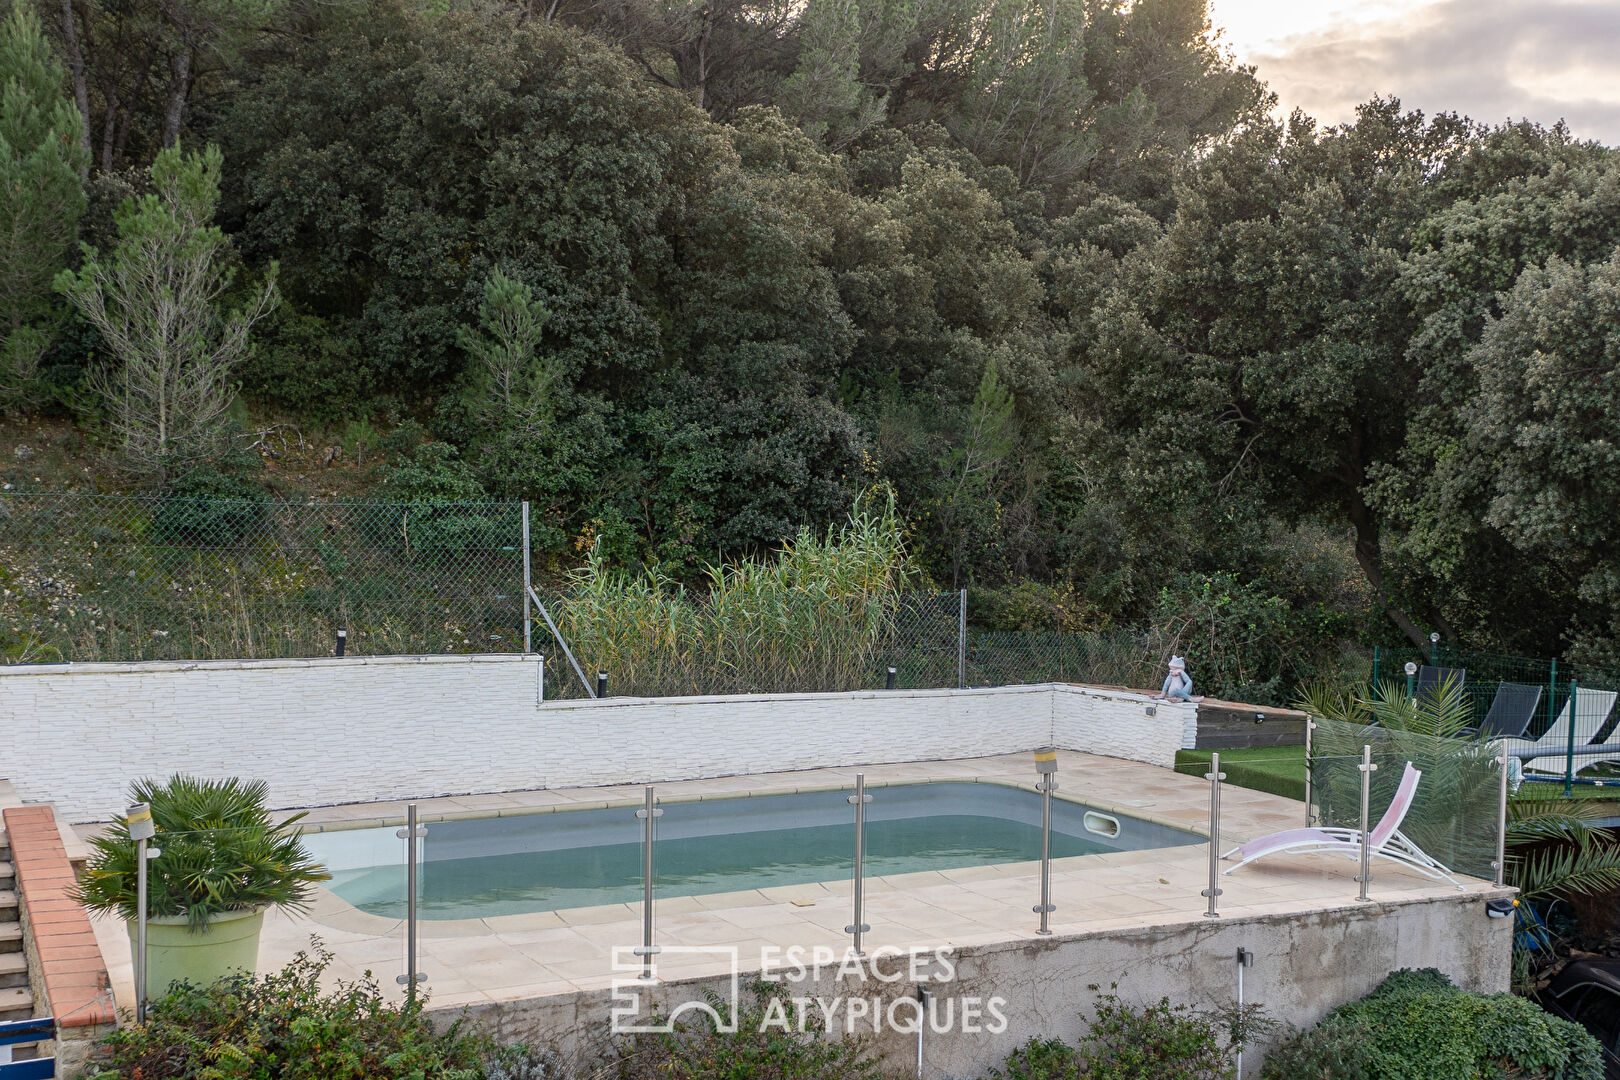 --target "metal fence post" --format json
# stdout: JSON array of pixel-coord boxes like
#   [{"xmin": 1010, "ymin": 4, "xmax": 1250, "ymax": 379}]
[
  {"xmin": 846, "ymin": 774, "xmax": 872, "ymax": 955},
  {"xmin": 1303, "ymin": 717, "xmax": 1316, "ymax": 828},
  {"xmin": 1494, "ymin": 745, "xmax": 1510, "ymax": 888},
  {"xmin": 1548, "ymin": 658, "xmax": 1558, "ymax": 732},
  {"xmin": 1565, "ymin": 679, "xmax": 1579, "ymax": 797},
  {"xmin": 1034, "ymin": 750, "xmax": 1057, "ymax": 935},
  {"xmin": 521, "ymin": 501, "xmax": 531, "ymax": 655},
  {"xmin": 1202, "ymin": 752, "xmax": 1224, "ymax": 918},
  {"xmin": 1355, "ymin": 745, "xmax": 1376, "ymax": 902},
  {"xmin": 395, "ymin": 803, "xmax": 427, "ymax": 1002},
  {"xmin": 957, "ymin": 590, "xmax": 968, "ymax": 689},
  {"xmin": 634, "ymin": 786, "xmax": 663, "ymax": 980}
]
